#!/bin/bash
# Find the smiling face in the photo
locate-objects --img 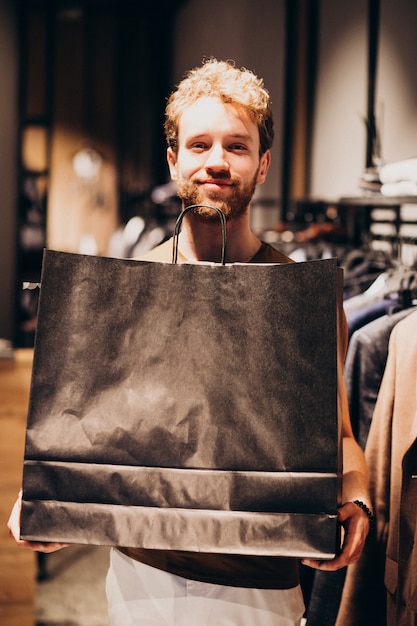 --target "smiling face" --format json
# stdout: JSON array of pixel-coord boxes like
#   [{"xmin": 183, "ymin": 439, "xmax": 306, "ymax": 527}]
[{"xmin": 167, "ymin": 96, "xmax": 271, "ymax": 220}]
